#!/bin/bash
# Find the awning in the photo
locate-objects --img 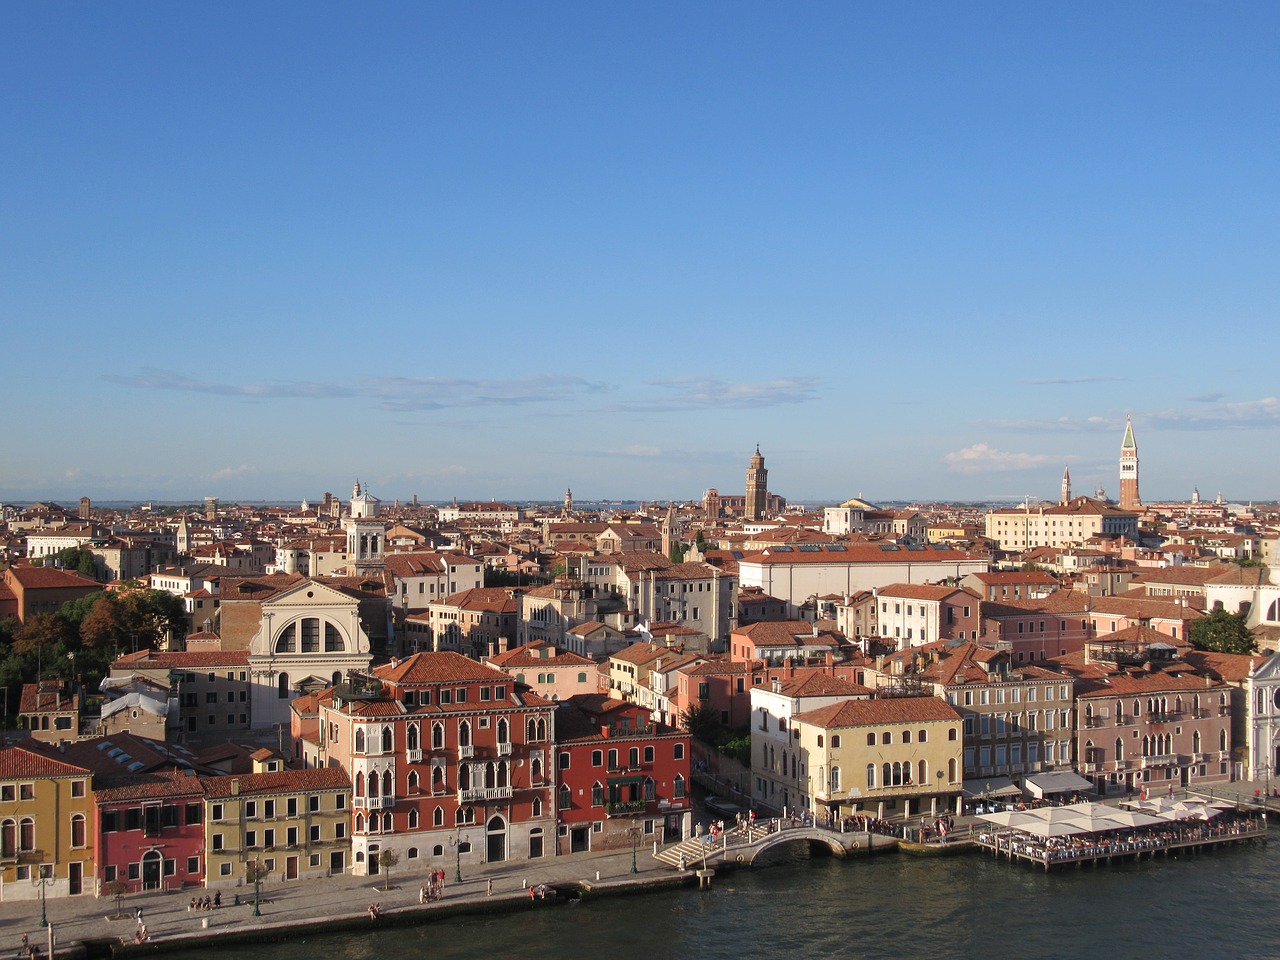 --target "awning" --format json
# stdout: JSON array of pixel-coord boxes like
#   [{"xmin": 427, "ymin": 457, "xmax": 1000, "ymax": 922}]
[
  {"xmin": 608, "ymin": 775, "xmax": 644, "ymax": 786},
  {"xmin": 962, "ymin": 777, "xmax": 1021, "ymax": 799},
  {"xmin": 1023, "ymin": 771, "xmax": 1094, "ymax": 798}
]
